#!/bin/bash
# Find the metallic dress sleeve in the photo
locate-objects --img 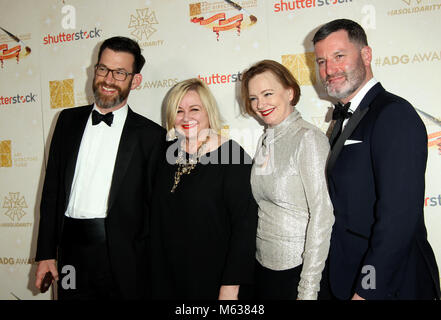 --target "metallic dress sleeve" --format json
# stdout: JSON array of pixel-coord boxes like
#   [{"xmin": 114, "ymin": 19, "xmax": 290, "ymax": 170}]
[{"xmin": 296, "ymin": 129, "xmax": 335, "ymax": 300}]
